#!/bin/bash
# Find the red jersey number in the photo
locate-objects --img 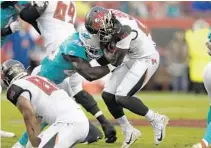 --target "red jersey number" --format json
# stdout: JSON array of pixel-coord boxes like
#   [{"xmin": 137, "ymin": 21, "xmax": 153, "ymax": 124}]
[
  {"xmin": 53, "ymin": 1, "xmax": 75, "ymax": 24},
  {"xmin": 27, "ymin": 76, "xmax": 58, "ymax": 95},
  {"xmin": 111, "ymin": 10, "xmax": 149, "ymax": 36}
]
